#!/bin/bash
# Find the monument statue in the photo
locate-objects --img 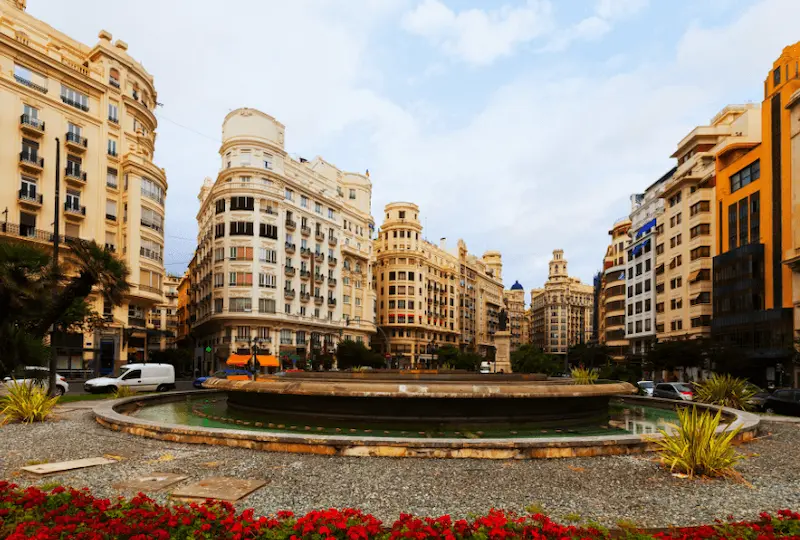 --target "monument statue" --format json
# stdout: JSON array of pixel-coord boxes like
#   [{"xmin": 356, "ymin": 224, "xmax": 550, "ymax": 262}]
[{"xmin": 498, "ymin": 309, "xmax": 508, "ymax": 331}]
